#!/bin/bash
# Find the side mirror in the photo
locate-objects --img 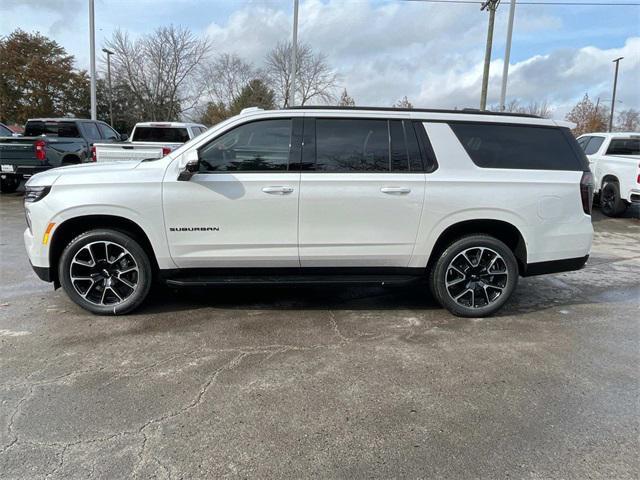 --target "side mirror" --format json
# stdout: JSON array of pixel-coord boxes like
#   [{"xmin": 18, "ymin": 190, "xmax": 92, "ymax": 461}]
[
  {"xmin": 120, "ymin": 133, "xmax": 129, "ymax": 141},
  {"xmin": 177, "ymin": 149, "xmax": 199, "ymax": 181}
]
